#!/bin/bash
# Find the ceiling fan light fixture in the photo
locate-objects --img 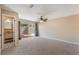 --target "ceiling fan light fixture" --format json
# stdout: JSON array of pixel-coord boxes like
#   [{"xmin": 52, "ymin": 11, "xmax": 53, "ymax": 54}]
[
  {"xmin": 40, "ymin": 20, "xmax": 44, "ymax": 23},
  {"xmin": 39, "ymin": 16, "xmax": 48, "ymax": 22}
]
